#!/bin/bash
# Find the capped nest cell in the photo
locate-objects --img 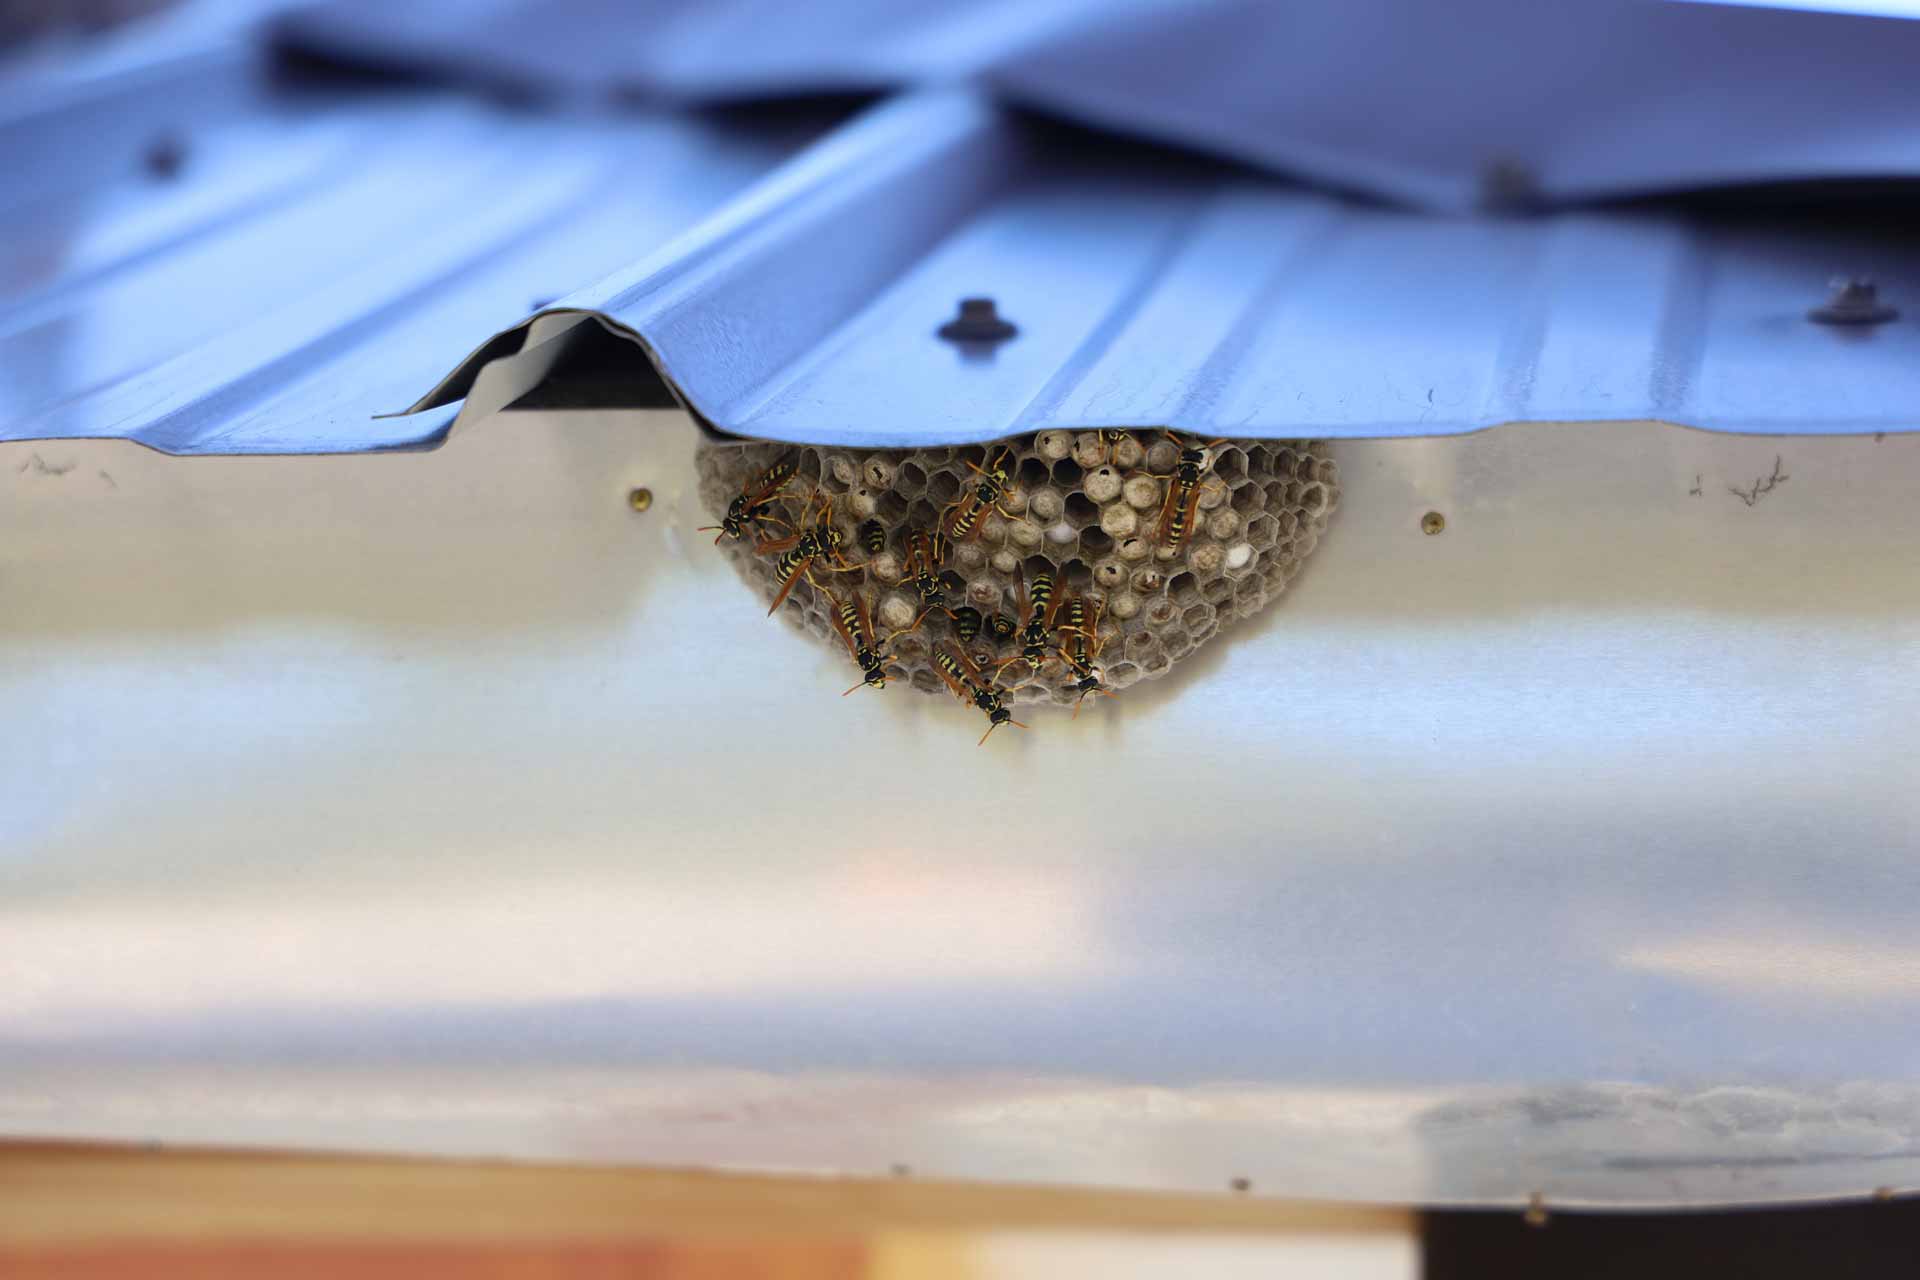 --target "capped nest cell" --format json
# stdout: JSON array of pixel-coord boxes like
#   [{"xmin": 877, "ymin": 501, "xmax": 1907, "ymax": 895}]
[{"xmin": 694, "ymin": 431, "xmax": 1338, "ymax": 712}]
